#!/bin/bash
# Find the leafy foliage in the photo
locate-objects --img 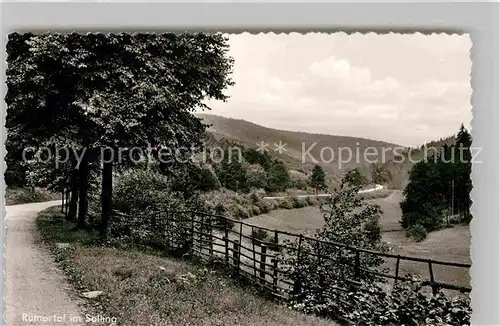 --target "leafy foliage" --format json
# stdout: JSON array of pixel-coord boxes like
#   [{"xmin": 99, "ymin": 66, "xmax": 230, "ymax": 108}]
[
  {"xmin": 216, "ymin": 159, "xmax": 249, "ymax": 192},
  {"xmin": 341, "ymin": 279, "xmax": 471, "ymax": 326},
  {"xmin": 310, "ymin": 165, "xmax": 327, "ymax": 192},
  {"xmin": 371, "ymin": 163, "xmax": 392, "ymax": 185},
  {"xmin": 405, "ymin": 224, "xmax": 427, "ymax": 242},
  {"xmin": 266, "ymin": 161, "xmax": 291, "ymax": 192},
  {"xmin": 343, "ymin": 168, "xmax": 368, "ymax": 188},
  {"xmin": 251, "ymin": 229, "xmax": 270, "ymax": 244},
  {"xmin": 246, "ymin": 164, "xmax": 268, "ymax": 190},
  {"xmin": 6, "ymin": 32, "xmax": 234, "ymax": 236},
  {"xmin": 400, "ymin": 124, "xmax": 473, "ymax": 233},
  {"xmin": 242, "ymin": 148, "xmax": 273, "ymax": 171},
  {"xmin": 277, "ymin": 171, "xmax": 388, "ymax": 318}
]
